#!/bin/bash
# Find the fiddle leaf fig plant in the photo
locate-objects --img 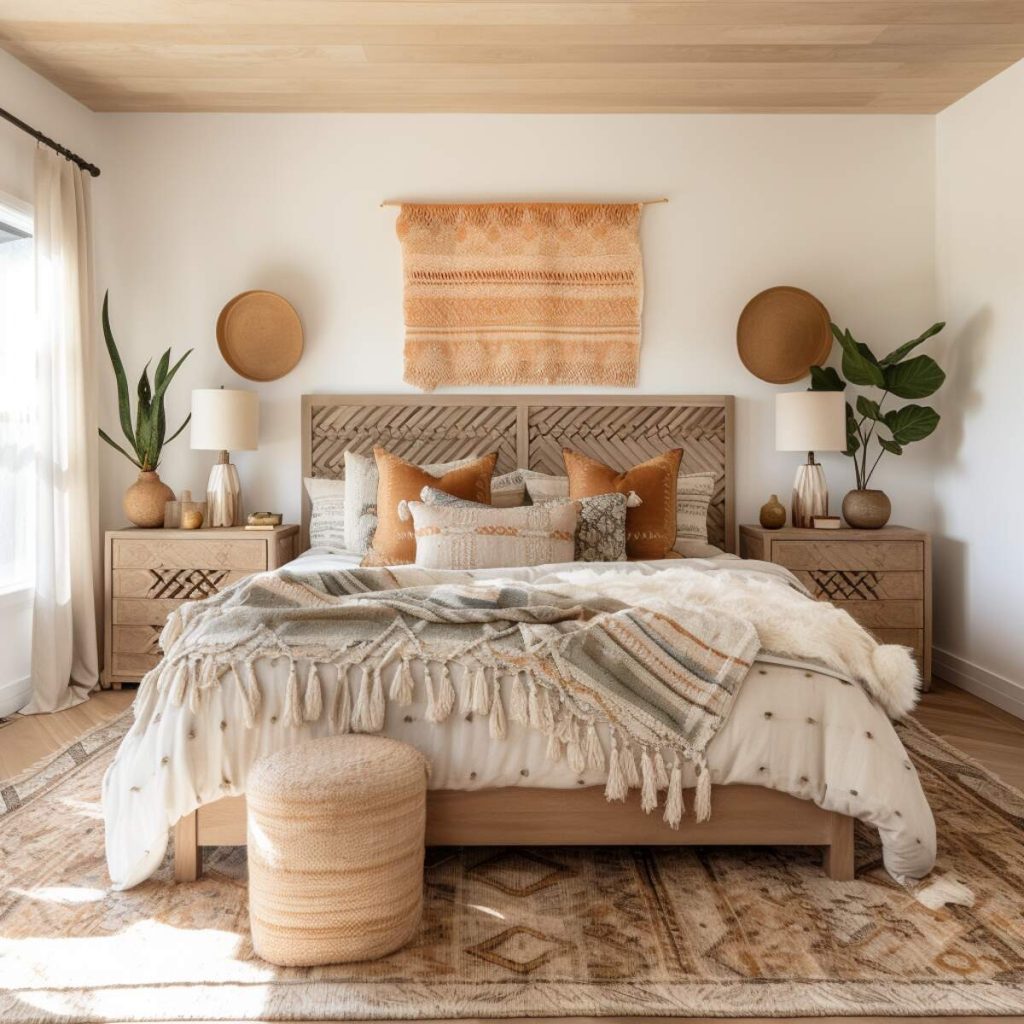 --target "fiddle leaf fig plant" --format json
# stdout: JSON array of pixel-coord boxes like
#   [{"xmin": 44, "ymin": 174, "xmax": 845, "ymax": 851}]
[
  {"xmin": 810, "ymin": 320, "xmax": 945, "ymax": 490},
  {"xmin": 98, "ymin": 291, "xmax": 193, "ymax": 471}
]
